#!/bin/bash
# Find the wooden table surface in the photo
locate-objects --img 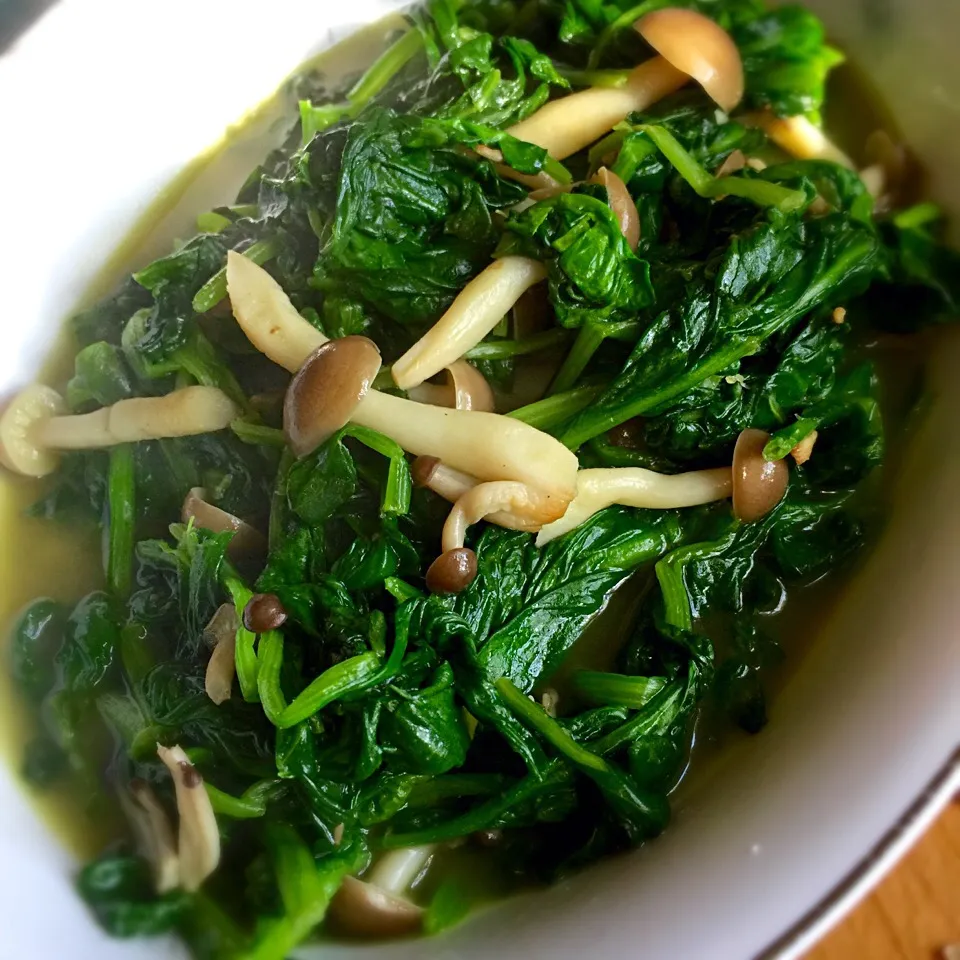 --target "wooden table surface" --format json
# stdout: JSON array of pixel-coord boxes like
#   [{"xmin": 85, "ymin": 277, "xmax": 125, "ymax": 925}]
[{"xmin": 805, "ymin": 799, "xmax": 960, "ymax": 960}]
